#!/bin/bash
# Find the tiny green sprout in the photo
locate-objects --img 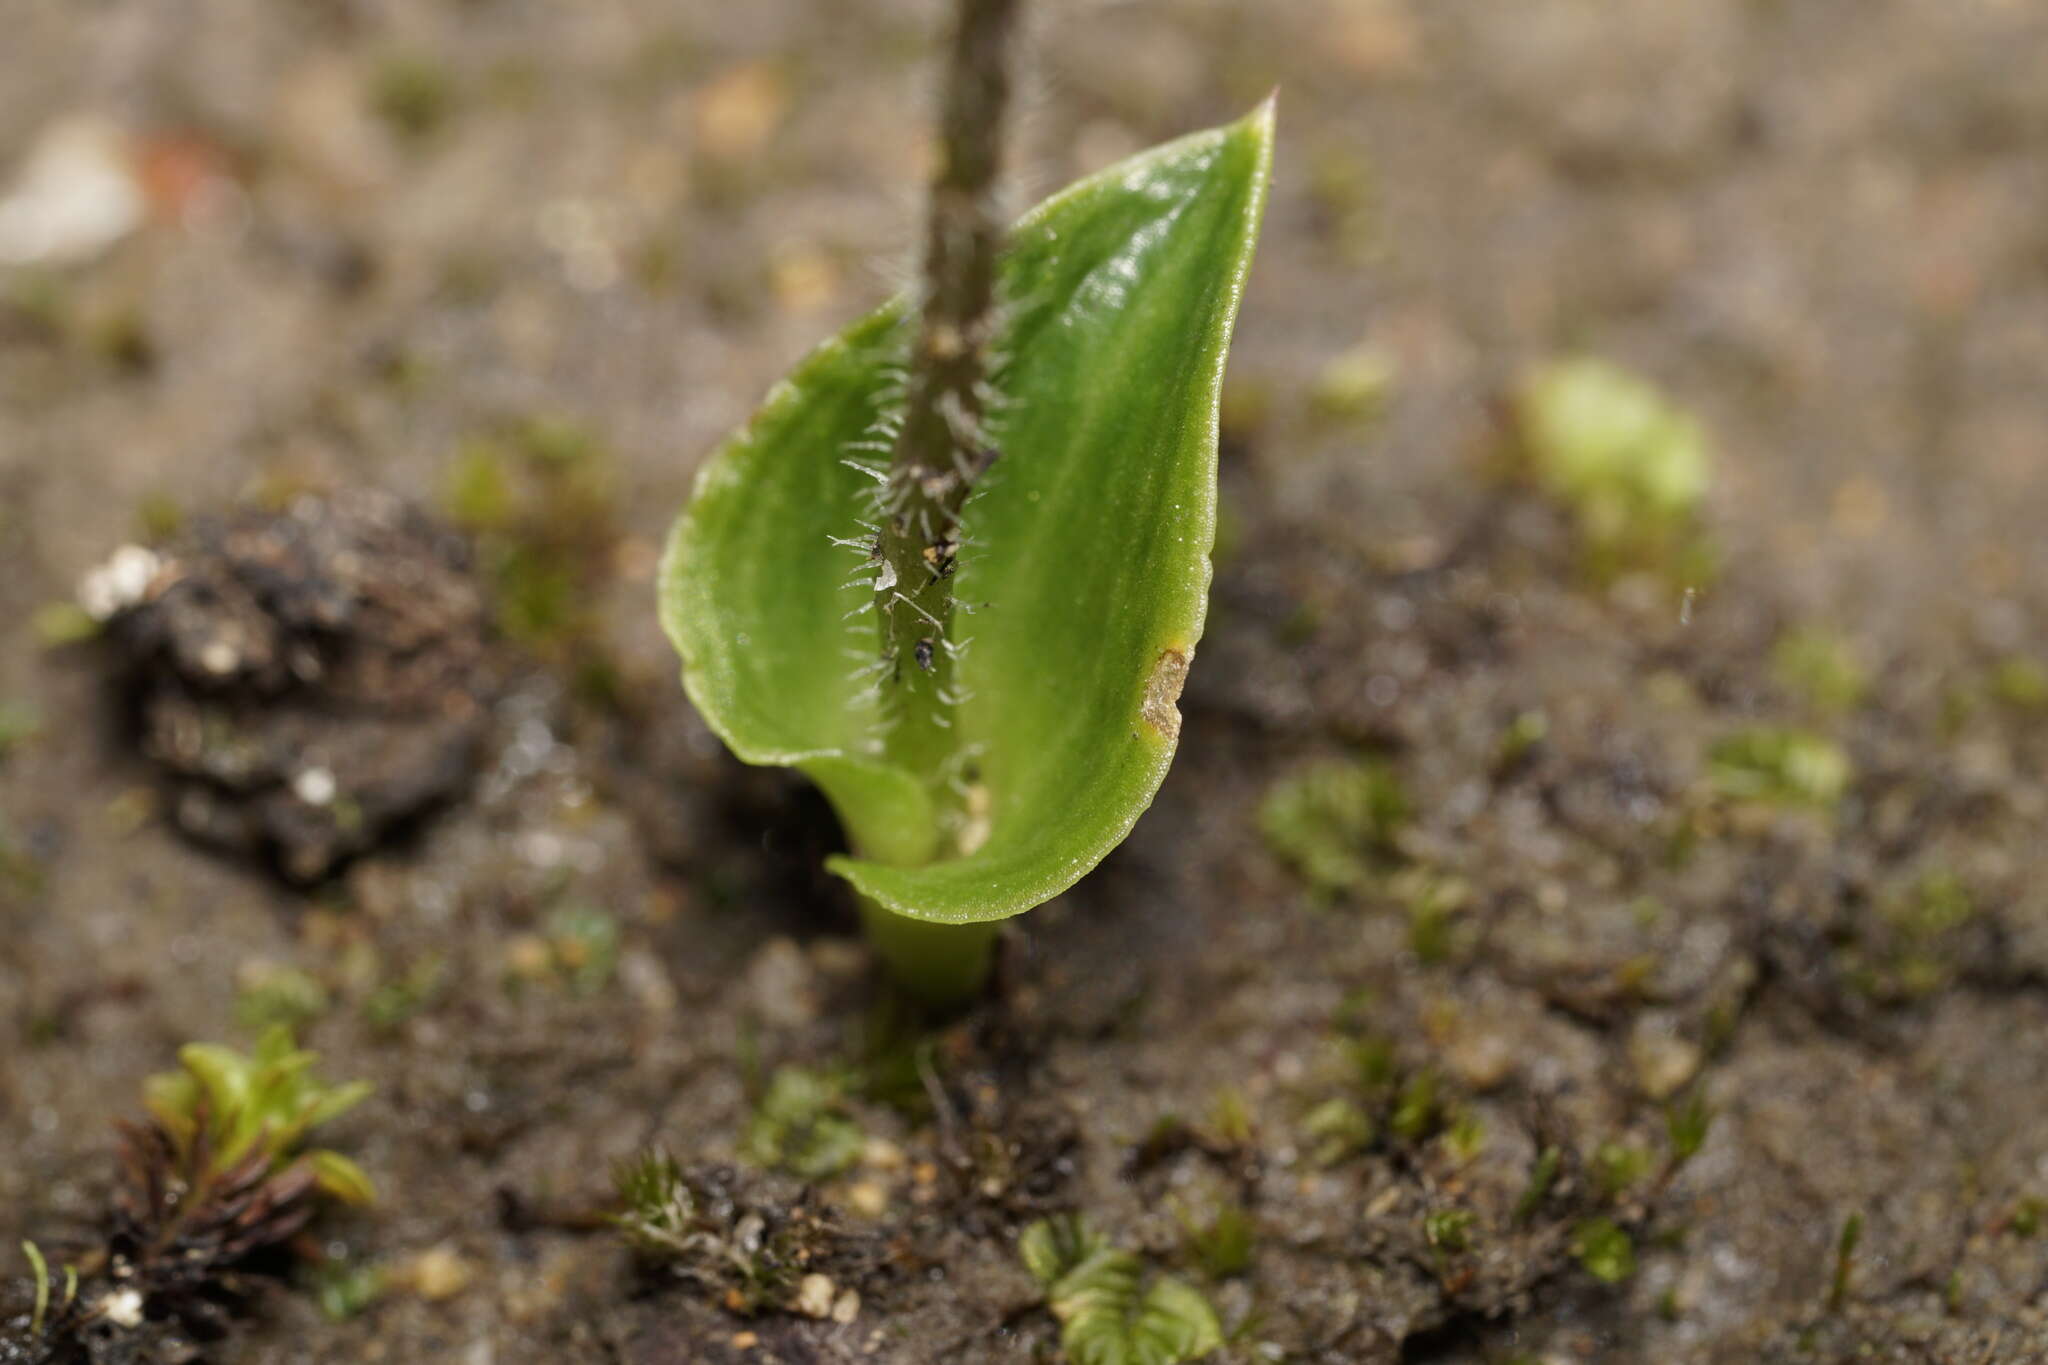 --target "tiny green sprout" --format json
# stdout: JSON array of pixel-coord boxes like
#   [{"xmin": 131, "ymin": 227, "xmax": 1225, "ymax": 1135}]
[
  {"xmin": 306, "ymin": 1256, "xmax": 385, "ymax": 1322},
  {"xmin": 2008, "ymin": 1196, "xmax": 2044, "ymax": 1239},
  {"xmin": 32, "ymin": 600, "xmax": 99, "ymax": 648},
  {"xmin": 1495, "ymin": 709, "xmax": 1548, "ymax": 771},
  {"xmin": 1019, "ymin": 1214, "xmax": 1224, "ymax": 1365},
  {"xmin": 1592, "ymin": 1141, "xmax": 1654, "ymax": 1200},
  {"xmin": 1992, "ymin": 656, "xmax": 2048, "ymax": 710},
  {"xmin": 1205, "ymin": 1086, "xmax": 1256, "ymax": 1149},
  {"xmin": 1172, "ymin": 1197, "xmax": 1255, "ymax": 1279},
  {"xmin": 1309, "ymin": 342, "xmax": 1397, "ymax": 423},
  {"xmin": 1771, "ymin": 627, "xmax": 1868, "ymax": 714},
  {"xmin": 612, "ymin": 1149, "xmax": 699, "ymax": 1259},
  {"xmin": 1259, "ymin": 758, "xmax": 1409, "ymax": 899},
  {"xmin": 233, "ymin": 965, "xmax": 331, "ymax": 1036},
  {"xmin": 660, "ymin": 78, "xmax": 1274, "ymax": 1002},
  {"xmin": 1514, "ymin": 357, "xmax": 1712, "ymax": 577},
  {"xmin": 371, "ymin": 52, "xmax": 456, "ymax": 142},
  {"xmin": 1513, "ymin": 1146, "xmax": 1562, "ymax": 1226},
  {"xmin": 1828, "ymin": 1211, "xmax": 1862, "ymax": 1311},
  {"xmin": 1666, "ymin": 1093, "xmax": 1713, "ymax": 1169},
  {"xmin": 0, "ymin": 700, "xmax": 41, "ymax": 763},
  {"xmin": 143, "ymin": 1024, "xmax": 375, "ymax": 1205},
  {"xmin": 1570, "ymin": 1217, "xmax": 1636, "ymax": 1284},
  {"xmin": 742, "ymin": 1067, "xmax": 865, "ymax": 1181},
  {"xmin": 1708, "ymin": 727, "xmax": 1851, "ymax": 809},
  {"xmin": 1389, "ymin": 1070, "xmax": 1440, "ymax": 1144},
  {"xmin": 1302, "ymin": 1097, "xmax": 1376, "ymax": 1167},
  {"xmin": 22, "ymin": 1241, "xmax": 49, "ymax": 1337},
  {"xmin": 545, "ymin": 905, "xmax": 621, "ymax": 995},
  {"xmin": 1423, "ymin": 1208, "xmax": 1475, "ymax": 1256},
  {"xmin": 1444, "ymin": 1110, "xmax": 1486, "ymax": 1164}
]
